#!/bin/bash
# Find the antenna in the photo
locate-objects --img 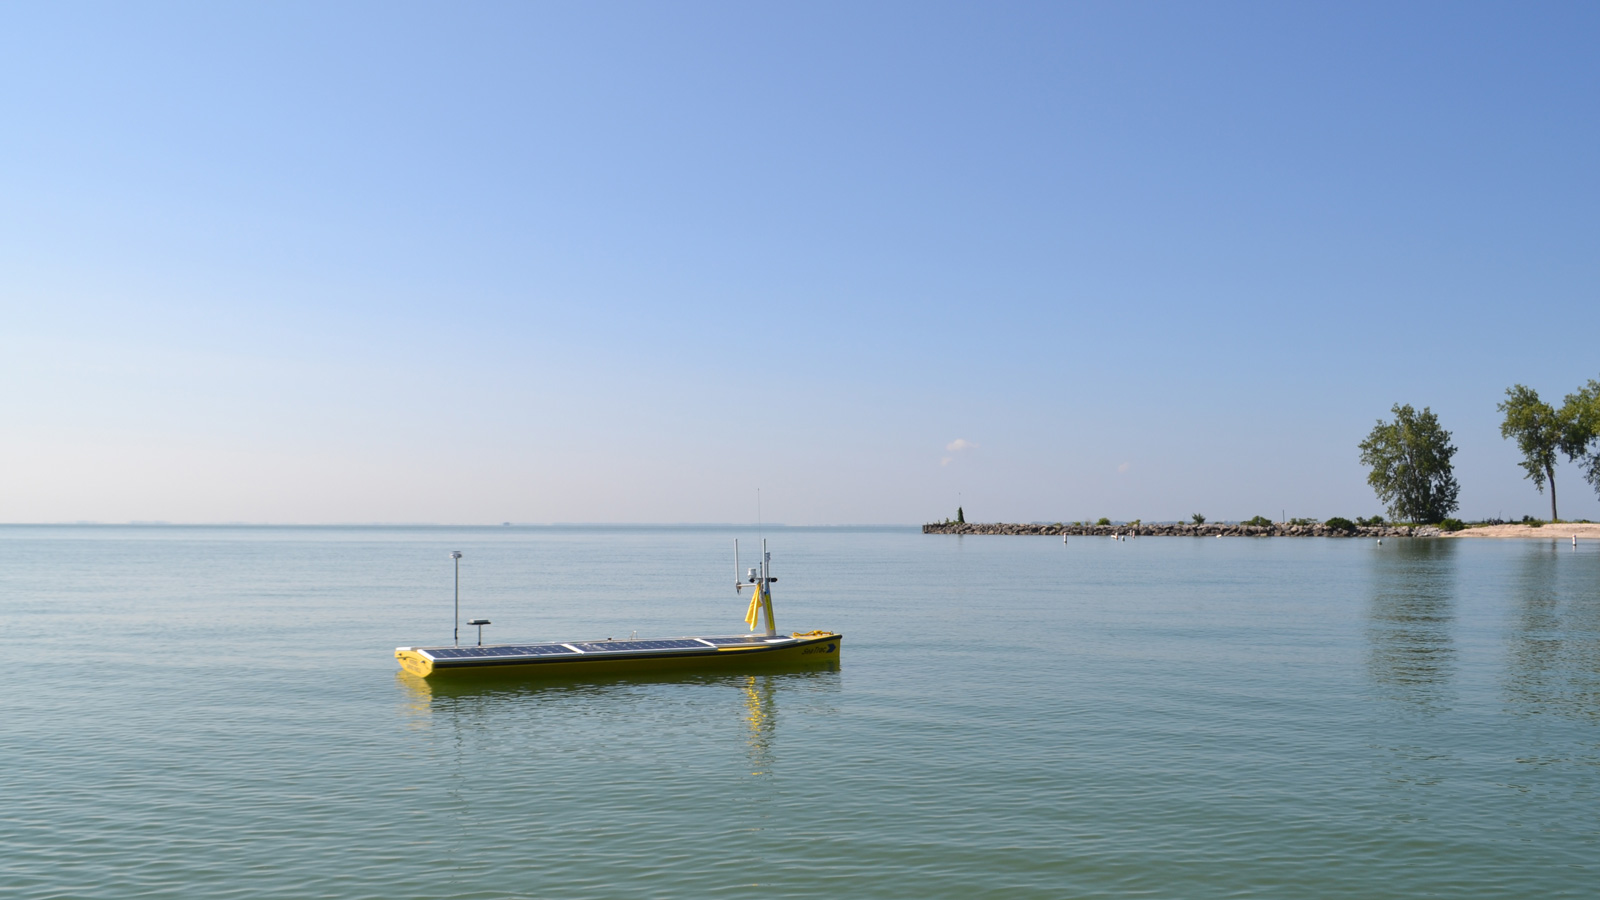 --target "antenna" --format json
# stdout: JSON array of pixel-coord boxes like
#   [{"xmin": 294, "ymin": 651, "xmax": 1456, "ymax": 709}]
[{"xmin": 733, "ymin": 539, "xmax": 741, "ymax": 593}]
